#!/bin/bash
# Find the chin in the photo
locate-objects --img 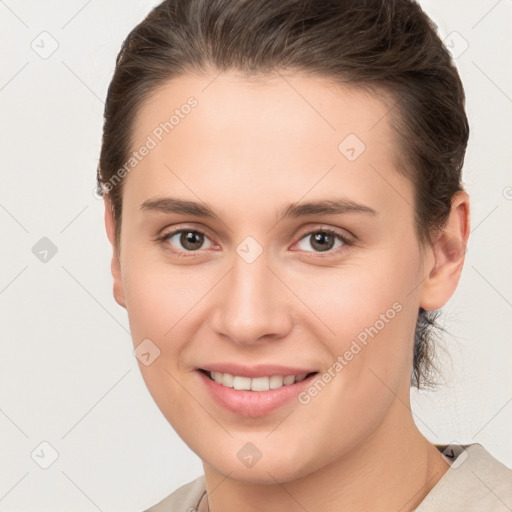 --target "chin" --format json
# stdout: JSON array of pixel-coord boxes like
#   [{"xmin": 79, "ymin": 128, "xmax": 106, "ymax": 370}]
[
  {"xmin": 212, "ymin": 458, "xmax": 310, "ymax": 485},
  {"xmin": 199, "ymin": 439, "xmax": 324, "ymax": 485}
]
